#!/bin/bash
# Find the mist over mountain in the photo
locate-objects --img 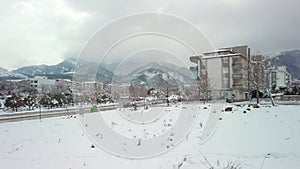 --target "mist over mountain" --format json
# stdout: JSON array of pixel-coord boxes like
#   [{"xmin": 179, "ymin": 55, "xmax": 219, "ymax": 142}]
[{"xmin": 71, "ymin": 59, "xmax": 115, "ymax": 83}]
